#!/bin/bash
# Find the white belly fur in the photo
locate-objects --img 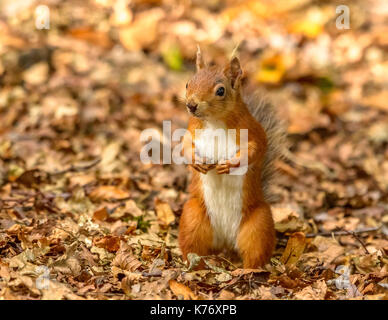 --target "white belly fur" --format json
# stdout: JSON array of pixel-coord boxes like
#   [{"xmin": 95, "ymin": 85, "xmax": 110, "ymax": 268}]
[
  {"xmin": 200, "ymin": 171, "xmax": 244, "ymax": 249},
  {"xmin": 195, "ymin": 121, "xmax": 245, "ymax": 250}
]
